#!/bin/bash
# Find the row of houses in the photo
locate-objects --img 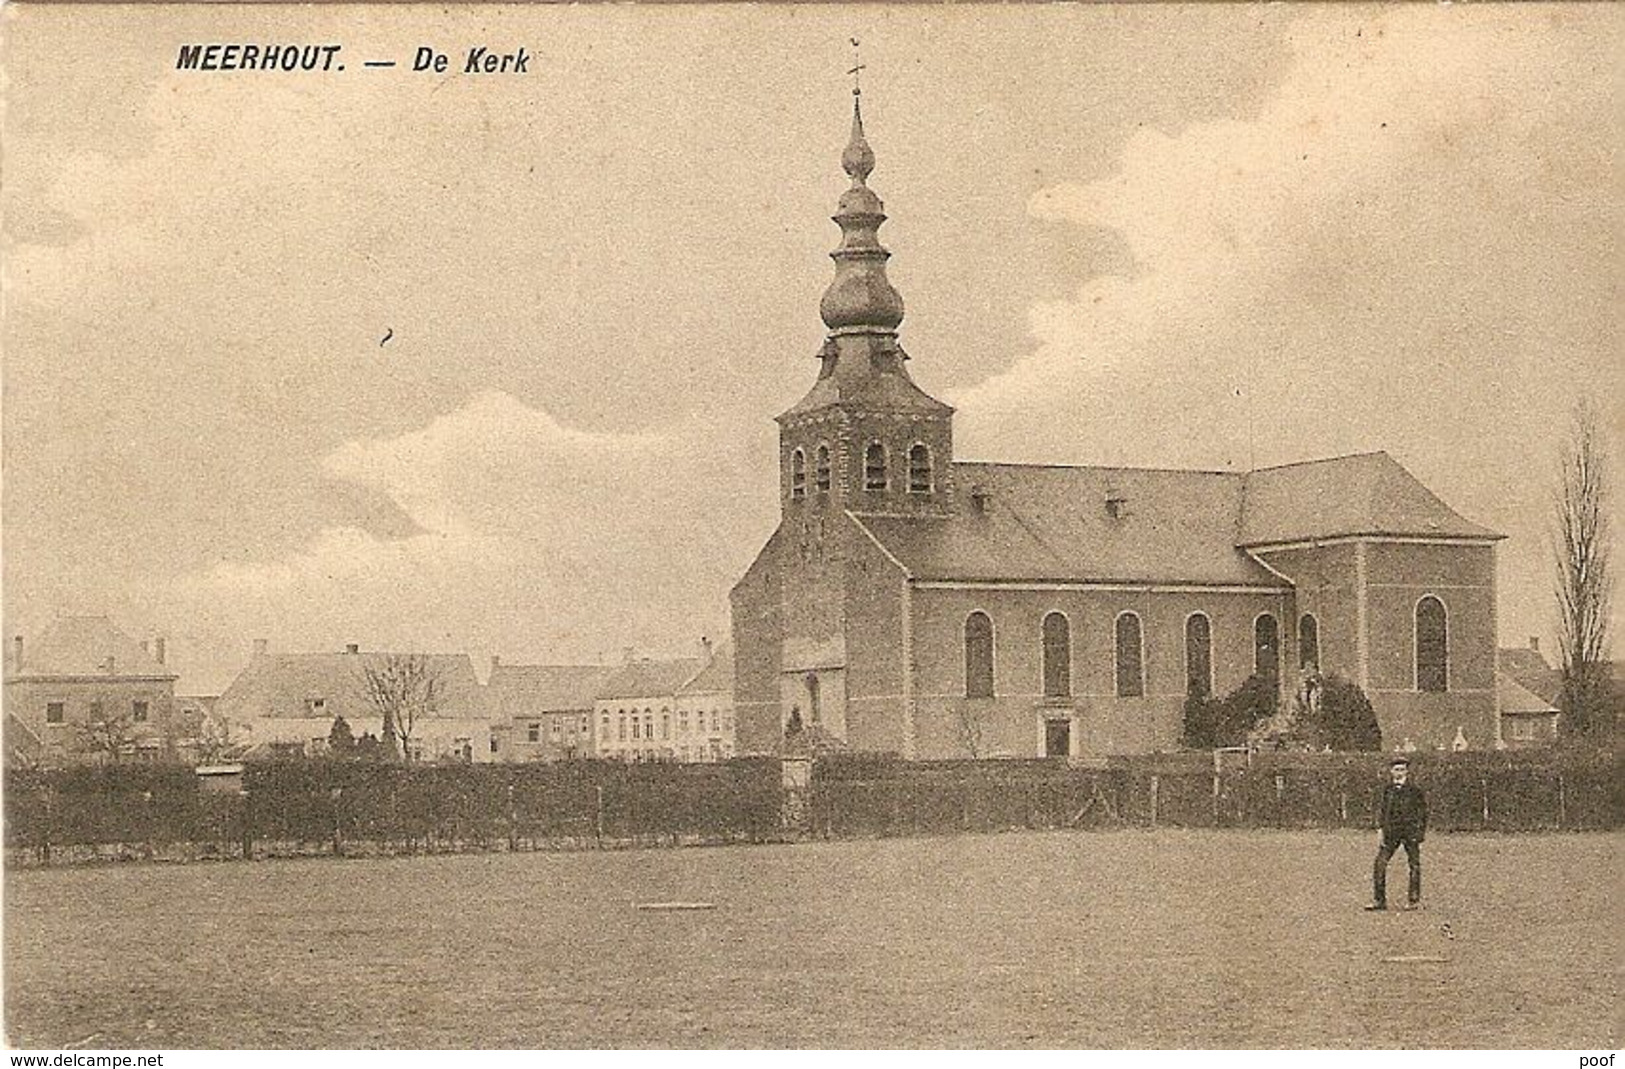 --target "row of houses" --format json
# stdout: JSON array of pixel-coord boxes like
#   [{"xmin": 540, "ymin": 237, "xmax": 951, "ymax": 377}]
[{"xmin": 3, "ymin": 617, "xmax": 735, "ymax": 767}]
